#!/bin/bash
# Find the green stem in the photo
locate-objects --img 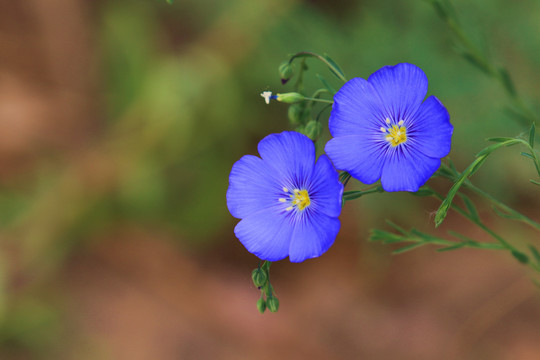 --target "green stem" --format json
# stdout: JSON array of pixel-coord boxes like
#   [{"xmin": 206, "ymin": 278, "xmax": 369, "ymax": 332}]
[
  {"xmin": 343, "ymin": 185, "xmax": 384, "ymax": 201},
  {"xmin": 289, "ymin": 51, "xmax": 348, "ymax": 83},
  {"xmin": 429, "ymin": 187, "xmax": 517, "ymax": 252},
  {"xmin": 303, "ymin": 97, "xmax": 333, "ymax": 104},
  {"xmin": 463, "ymin": 182, "xmax": 540, "ymax": 232}
]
